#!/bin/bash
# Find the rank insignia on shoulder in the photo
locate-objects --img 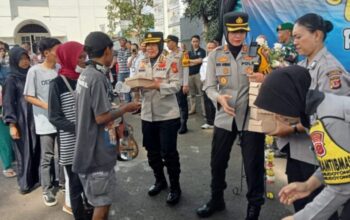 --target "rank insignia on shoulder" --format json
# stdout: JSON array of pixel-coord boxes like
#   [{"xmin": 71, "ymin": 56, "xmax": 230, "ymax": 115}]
[{"xmin": 327, "ymin": 69, "xmax": 342, "ymax": 89}]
